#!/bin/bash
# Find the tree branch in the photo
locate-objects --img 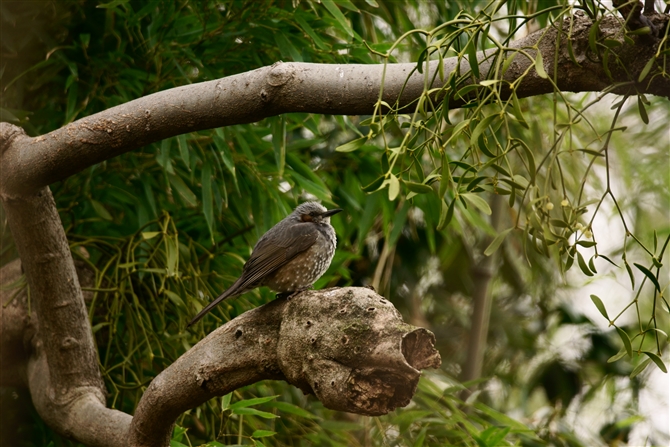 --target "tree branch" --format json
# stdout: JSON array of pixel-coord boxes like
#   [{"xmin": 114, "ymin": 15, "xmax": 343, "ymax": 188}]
[
  {"xmin": 130, "ymin": 288, "xmax": 440, "ymax": 446},
  {"xmin": 1, "ymin": 13, "xmax": 667, "ymax": 196}
]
